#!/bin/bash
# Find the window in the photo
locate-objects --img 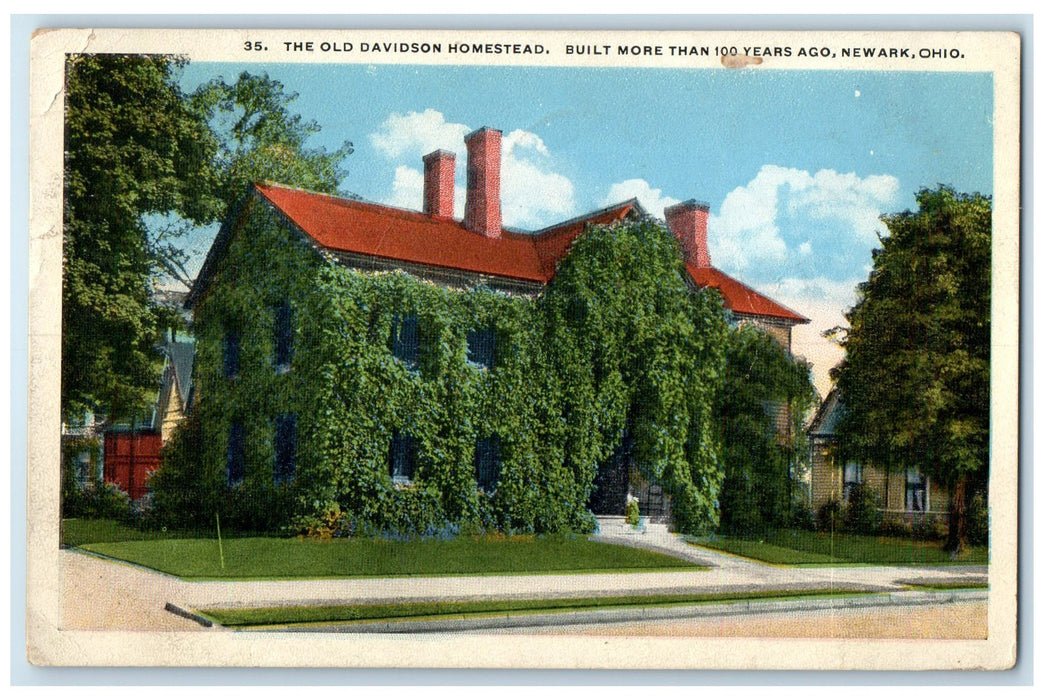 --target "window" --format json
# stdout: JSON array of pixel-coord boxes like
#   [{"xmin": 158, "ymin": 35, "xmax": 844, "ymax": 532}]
[
  {"xmin": 474, "ymin": 437, "xmax": 502, "ymax": 492},
  {"xmin": 274, "ymin": 301, "xmax": 293, "ymax": 368},
  {"xmin": 906, "ymin": 469, "xmax": 928, "ymax": 513},
  {"xmin": 467, "ymin": 327, "xmax": 496, "ymax": 370},
  {"xmin": 227, "ymin": 421, "xmax": 245, "ymax": 486},
  {"xmin": 274, "ymin": 413, "xmax": 297, "ymax": 484},
  {"xmin": 390, "ymin": 314, "xmax": 420, "ymax": 370},
  {"xmin": 388, "ymin": 431, "xmax": 417, "ymax": 483},
  {"xmin": 223, "ymin": 328, "xmax": 240, "ymax": 378},
  {"xmin": 843, "ymin": 461, "xmax": 862, "ymax": 502}
]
